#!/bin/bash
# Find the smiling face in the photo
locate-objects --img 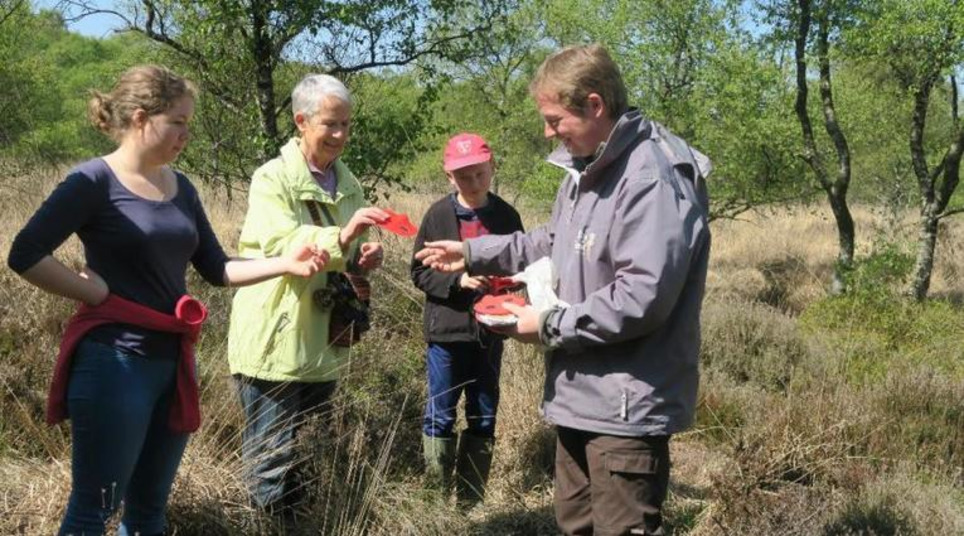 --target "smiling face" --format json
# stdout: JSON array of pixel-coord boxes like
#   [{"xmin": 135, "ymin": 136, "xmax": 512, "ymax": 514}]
[
  {"xmin": 535, "ymin": 91, "xmax": 614, "ymax": 158},
  {"xmin": 136, "ymin": 95, "xmax": 195, "ymax": 166},
  {"xmin": 296, "ymin": 95, "xmax": 352, "ymax": 169}
]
